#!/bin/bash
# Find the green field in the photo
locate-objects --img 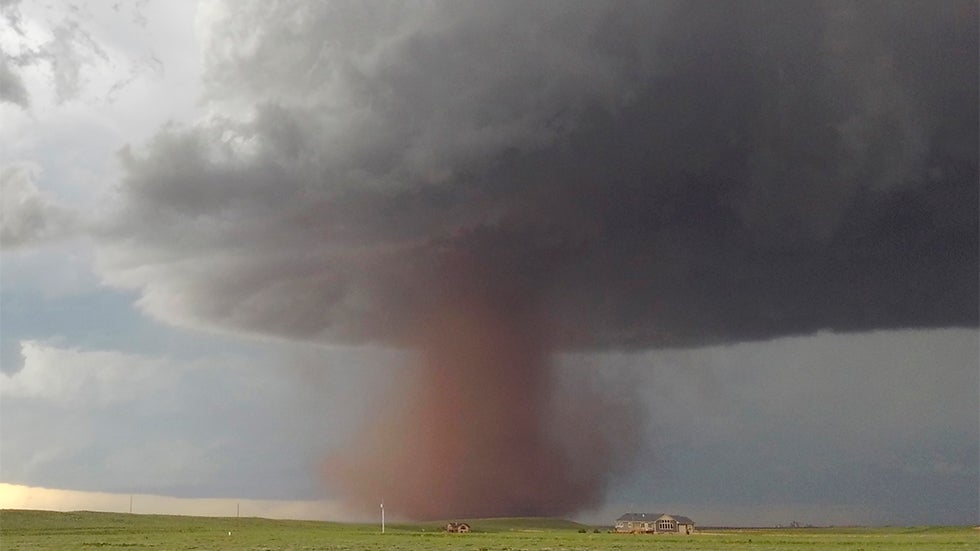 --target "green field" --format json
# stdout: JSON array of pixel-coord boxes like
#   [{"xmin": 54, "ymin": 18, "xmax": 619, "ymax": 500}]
[{"xmin": 1, "ymin": 510, "xmax": 976, "ymax": 550}]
